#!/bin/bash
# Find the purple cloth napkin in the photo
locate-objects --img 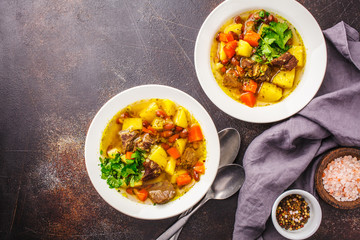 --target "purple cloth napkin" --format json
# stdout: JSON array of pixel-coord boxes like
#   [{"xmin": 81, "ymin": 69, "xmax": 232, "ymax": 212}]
[{"xmin": 233, "ymin": 21, "xmax": 360, "ymax": 240}]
